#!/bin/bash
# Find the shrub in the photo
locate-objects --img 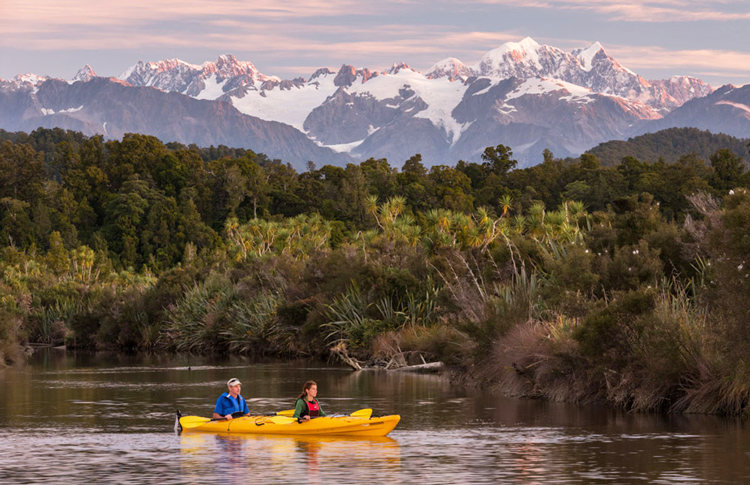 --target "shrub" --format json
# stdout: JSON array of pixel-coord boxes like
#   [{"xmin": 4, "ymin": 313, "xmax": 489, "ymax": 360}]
[
  {"xmin": 574, "ymin": 289, "xmax": 656, "ymax": 361},
  {"xmin": 163, "ymin": 273, "xmax": 238, "ymax": 352}
]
